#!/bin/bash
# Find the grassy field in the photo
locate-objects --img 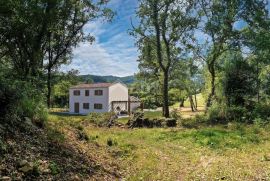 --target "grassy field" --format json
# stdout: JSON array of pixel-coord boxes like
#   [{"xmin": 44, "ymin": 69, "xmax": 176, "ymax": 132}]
[{"xmin": 48, "ymin": 113, "xmax": 270, "ymax": 180}]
